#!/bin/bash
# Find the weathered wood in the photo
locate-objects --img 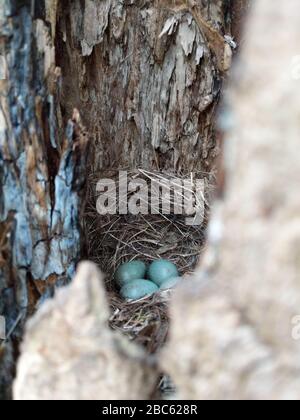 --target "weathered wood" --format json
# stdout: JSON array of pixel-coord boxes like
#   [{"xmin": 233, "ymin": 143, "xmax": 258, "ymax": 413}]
[
  {"xmin": 56, "ymin": 0, "xmax": 231, "ymax": 173},
  {"xmin": 0, "ymin": 1, "xmax": 88, "ymax": 399}
]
